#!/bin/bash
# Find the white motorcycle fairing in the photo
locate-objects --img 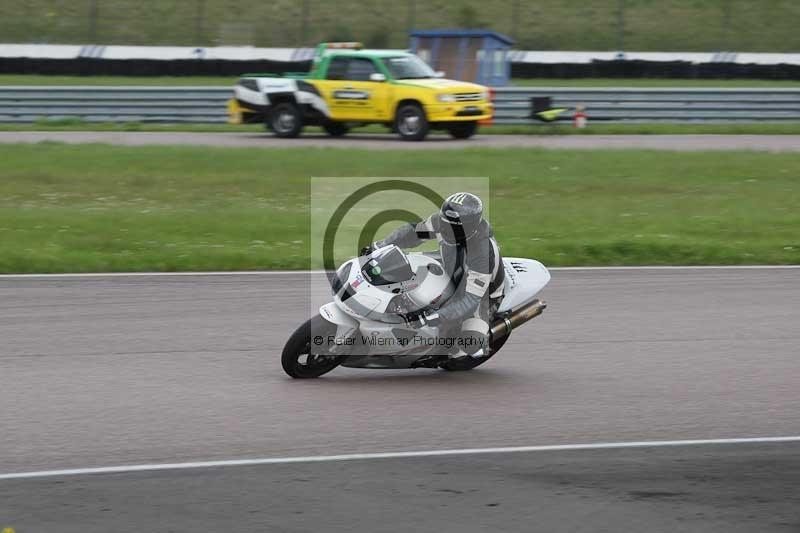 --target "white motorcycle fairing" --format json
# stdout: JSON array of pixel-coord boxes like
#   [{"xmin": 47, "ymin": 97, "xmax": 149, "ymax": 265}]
[
  {"xmin": 497, "ymin": 258, "xmax": 551, "ymax": 312},
  {"xmin": 318, "ymin": 246, "xmax": 549, "ymax": 369}
]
